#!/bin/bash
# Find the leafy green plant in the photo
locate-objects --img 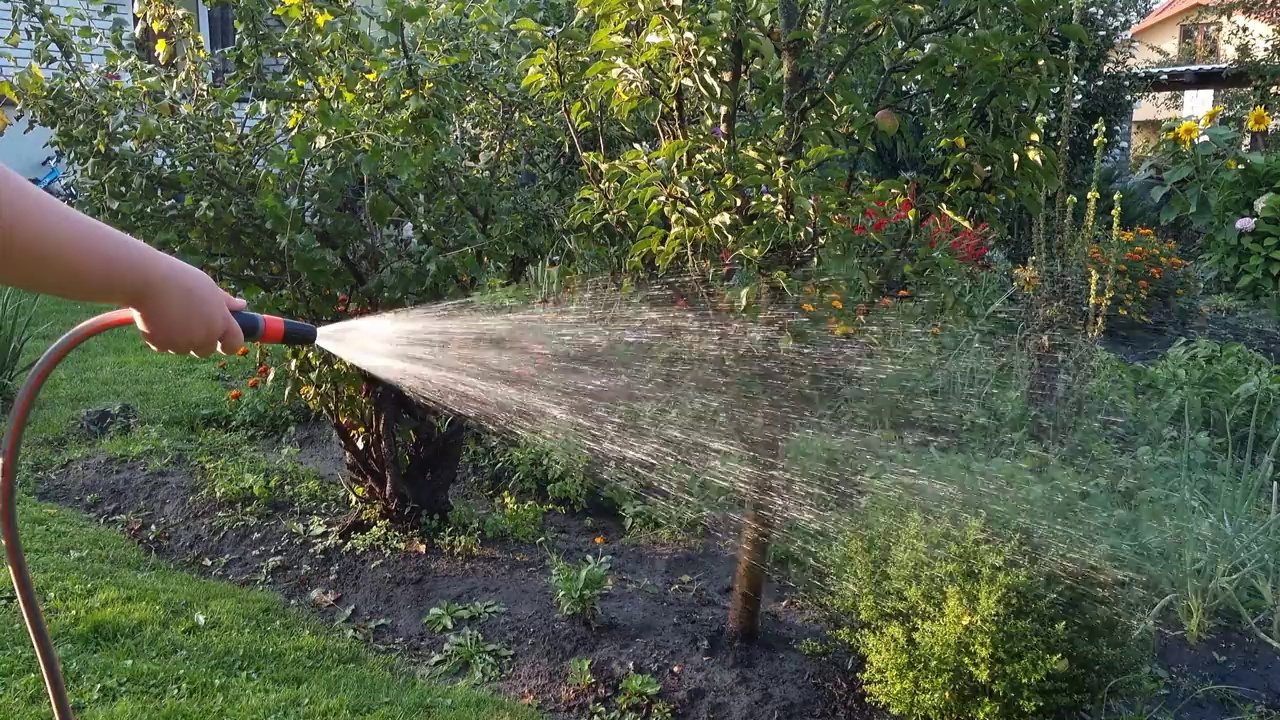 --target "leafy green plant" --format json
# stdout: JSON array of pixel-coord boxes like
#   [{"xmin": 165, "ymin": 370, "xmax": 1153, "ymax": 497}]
[
  {"xmin": 549, "ymin": 553, "xmax": 612, "ymax": 622},
  {"xmin": 567, "ymin": 657, "xmax": 595, "ymax": 689},
  {"xmin": 423, "ymin": 600, "xmax": 507, "ymax": 633},
  {"xmin": 589, "ymin": 672, "xmax": 672, "ymax": 720},
  {"xmin": 482, "ymin": 492, "xmax": 545, "ymax": 543},
  {"xmin": 472, "ymin": 435, "xmax": 593, "ymax": 510},
  {"xmin": 616, "ymin": 673, "xmax": 662, "ymax": 712},
  {"xmin": 426, "ymin": 627, "xmax": 513, "ymax": 684},
  {"xmin": 0, "ymin": 288, "xmax": 41, "ymax": 412},
  {"xmin": 1142, "ymin": 112, "xmax": 1280, "ymax": 295},
  {"xmin": 826, "ymin": 509, "xmax": 1133, "ymax": 720}
]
